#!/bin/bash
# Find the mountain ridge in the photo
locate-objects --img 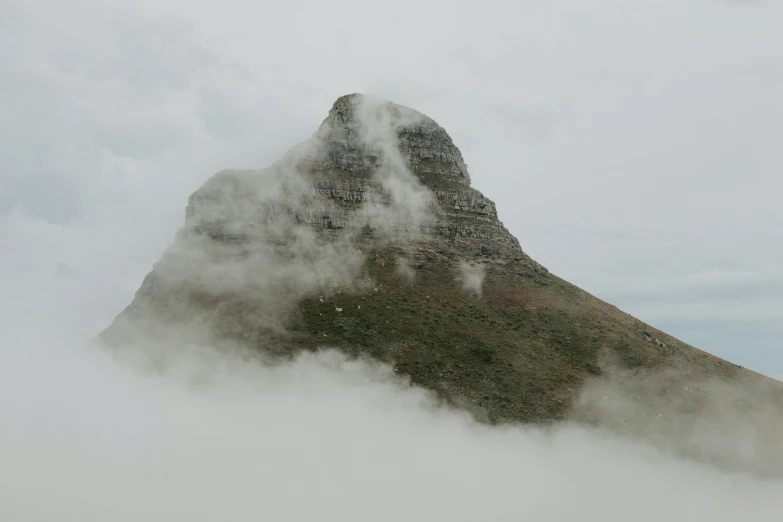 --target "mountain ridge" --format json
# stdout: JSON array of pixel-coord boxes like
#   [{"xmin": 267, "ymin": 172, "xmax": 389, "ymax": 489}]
[{"xmin": 101, "ymin": 93, "xmax": 782, "ymax": 453}]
